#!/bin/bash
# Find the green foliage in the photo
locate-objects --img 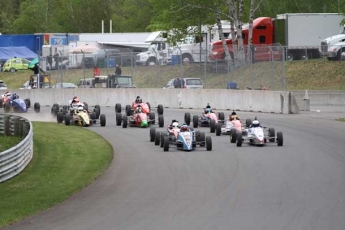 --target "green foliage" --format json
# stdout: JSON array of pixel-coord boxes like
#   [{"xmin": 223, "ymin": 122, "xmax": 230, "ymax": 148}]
[{"xmin": 0, "ymin": 0, "xmax": 344, "ymax": 34}]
